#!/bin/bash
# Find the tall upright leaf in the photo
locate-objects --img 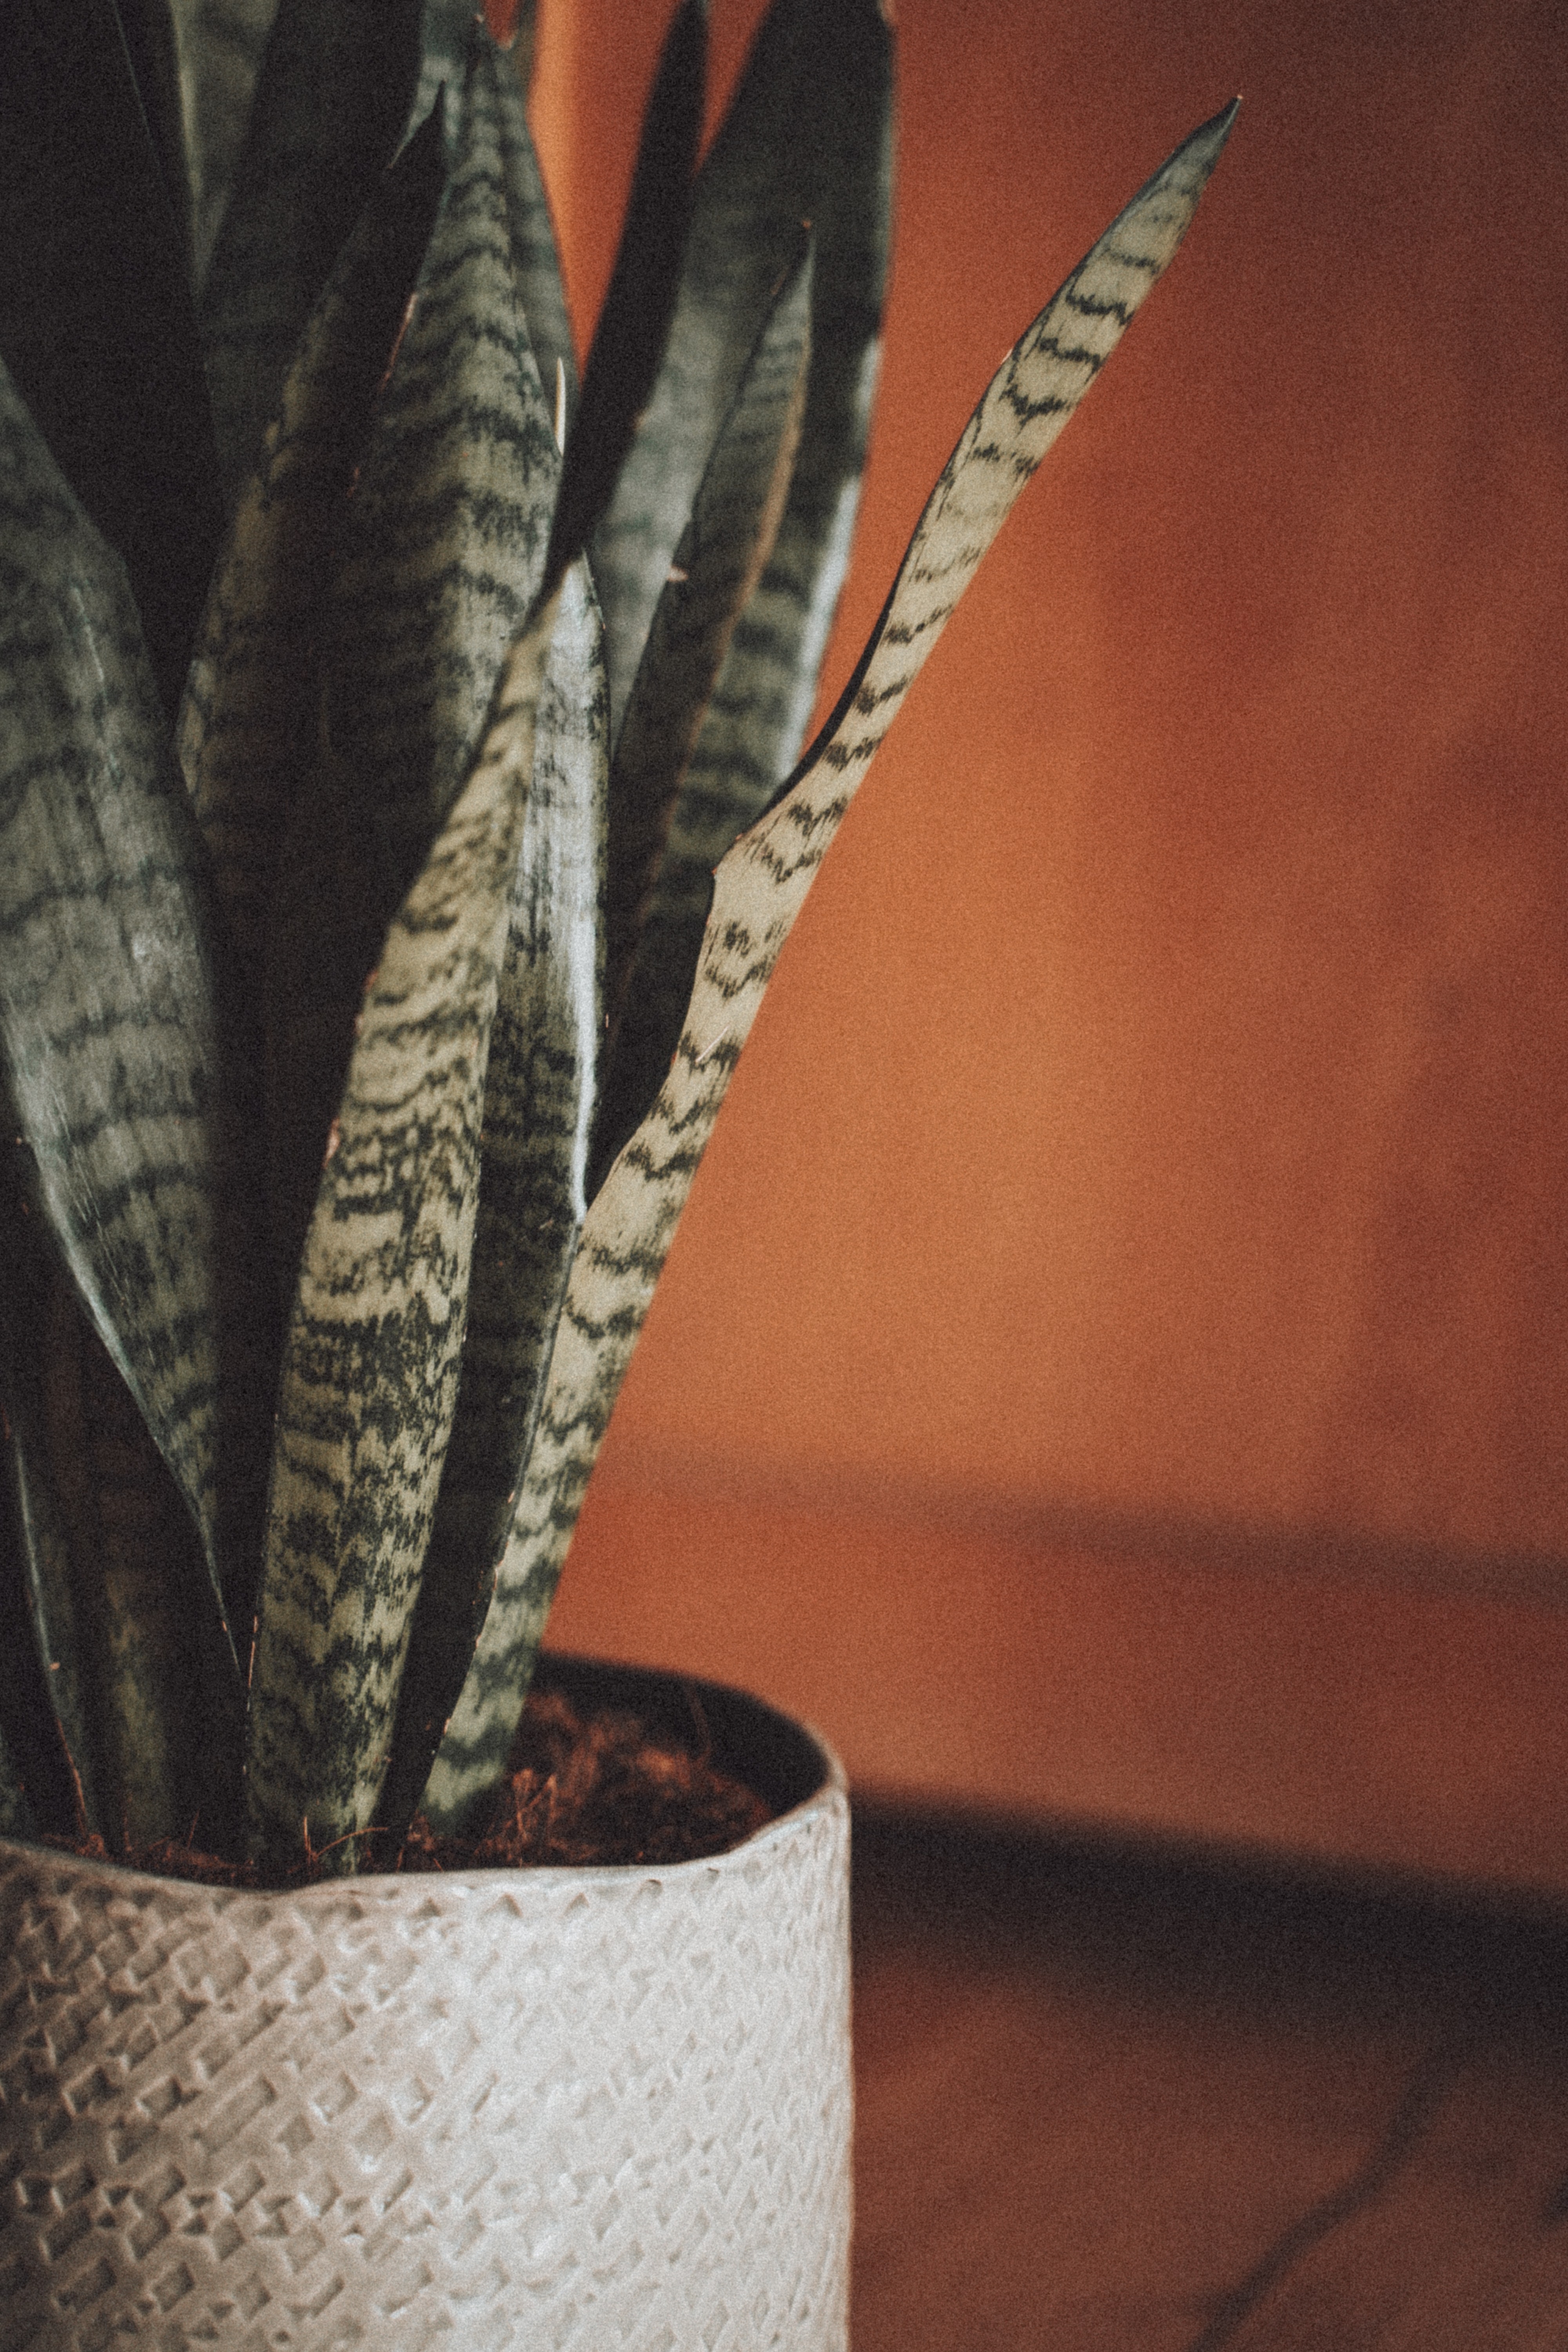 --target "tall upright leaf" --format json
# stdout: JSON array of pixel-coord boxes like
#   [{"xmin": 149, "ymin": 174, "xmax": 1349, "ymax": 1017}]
[
  {"xmin": 545, "ymin": 0, "xmax": 706, "ymax": 588},
  {"xmin": 590, "ymin": 0, "xmax": 890, "ymax": 738},
  {"xmin": 590, "ymin": 236, "xmax": 813, "ymax": 1189},
  {"xmin": 0, "ymin": 357, "xmax": 261, "ymax": 1667},
  {"xmin": 605, "ymin": 0, "xmax": 894, "ymax": 1129},
  {"xmin": 491, "ymin": 4, "xmax": 579, "ymax": 449},
  {"xmin": 199, "ymin": 0, "xmax": 425, "ymax": 508},
  {"xmin": 245, "ymin": 588, "xmax": 563, "ymax": 1875},
  {"xmin": 379, "ymin": 569, "xmax": 606, "ymax": 1835},
  {"xmin": 426, "ymin": 102, "xmax": 1240, "ymax": 1827},
  {"xmin": 180, "ymin": 111, "xmax": 447, "ymax": 986},
  {"xmin": 167, "ymin": 0, "xmax": 281, "ymax": 286},
  {"xmin": 265, "ymin": 30, "xmax": 560, "ymax": 1289},
  {"xmin": 0, "ymin": 0, "xmax": 225, "ymax": 721},
  {"xmin": 0, "ymin": 1232, "xmax": 104, "ymax": 1840}
]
